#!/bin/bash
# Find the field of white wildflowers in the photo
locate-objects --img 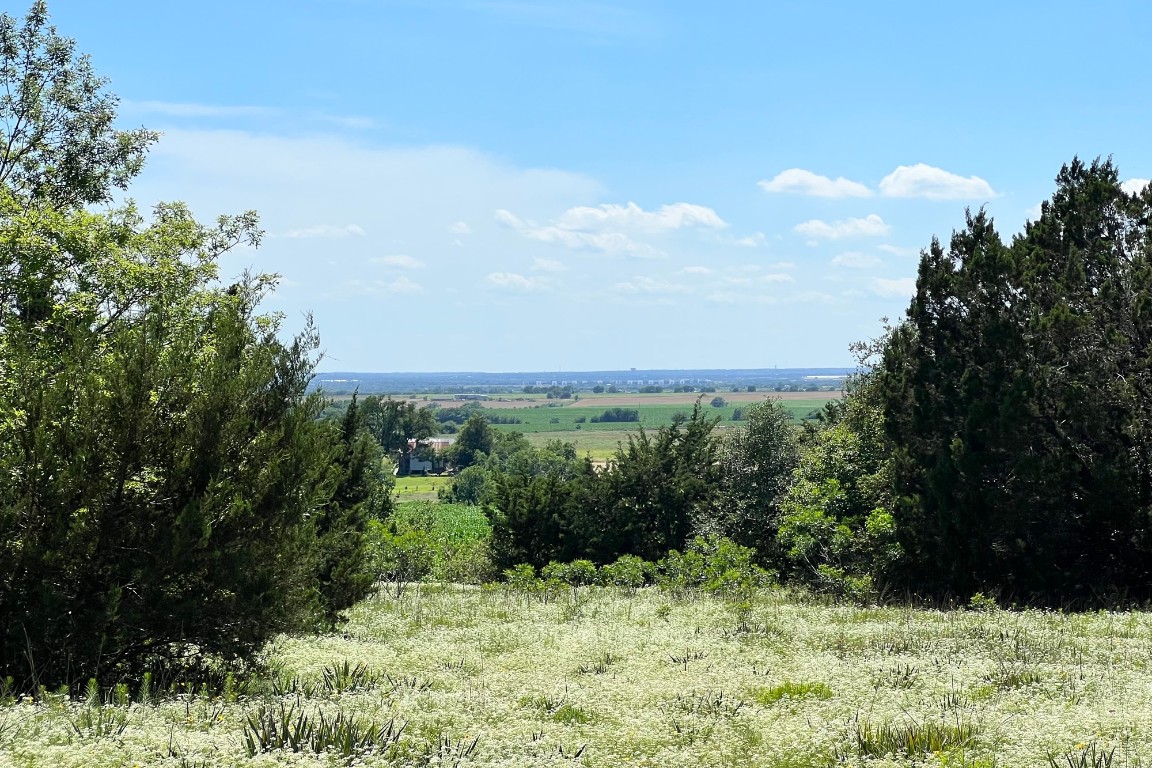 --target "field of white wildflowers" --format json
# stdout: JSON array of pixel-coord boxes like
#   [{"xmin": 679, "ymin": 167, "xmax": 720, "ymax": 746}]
[{"xmin": 3, "ymin": 584, "xmax": 1152, "ymax": 767}]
